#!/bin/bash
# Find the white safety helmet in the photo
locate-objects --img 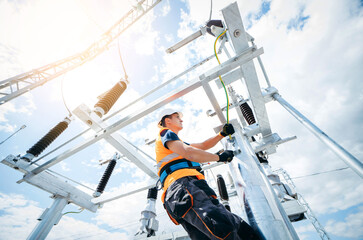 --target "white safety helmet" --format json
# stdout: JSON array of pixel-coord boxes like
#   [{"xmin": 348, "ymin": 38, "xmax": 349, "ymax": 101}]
[{"xmin": 158, "ymin": 108, "xmax": 183, "ymax": 127}]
